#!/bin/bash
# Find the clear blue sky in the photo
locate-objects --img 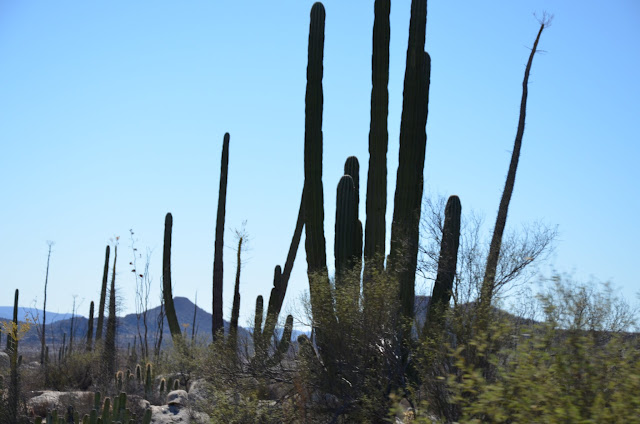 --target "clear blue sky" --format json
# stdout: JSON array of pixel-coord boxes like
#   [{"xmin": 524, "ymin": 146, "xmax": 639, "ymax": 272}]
[{"xmin": 1, "ymin": 1, "xmax": 638, "ymax": 327}]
